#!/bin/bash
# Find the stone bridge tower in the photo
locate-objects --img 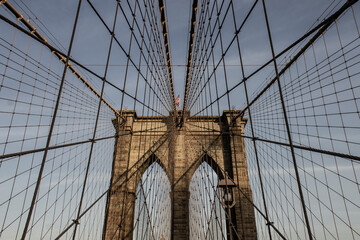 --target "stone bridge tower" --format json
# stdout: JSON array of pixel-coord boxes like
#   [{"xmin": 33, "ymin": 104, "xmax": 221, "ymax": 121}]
[{"xmin": 102, "ymin": 110, "xmax": 257, "ymax": 240}]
